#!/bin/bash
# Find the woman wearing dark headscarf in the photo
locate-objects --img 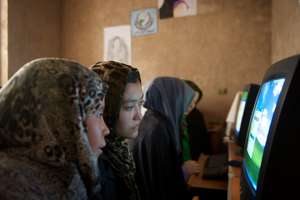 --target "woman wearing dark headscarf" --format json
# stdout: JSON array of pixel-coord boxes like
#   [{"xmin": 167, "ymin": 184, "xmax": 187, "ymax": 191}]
[
  {"xmin": 184, "ymin": 80, "xmax": 211, "ymax": 159},
  {"xmin": 133, "ymin": 77, "xmax": 200, "ymax": 200},
  {"xmin": 91, "ymin": 61, "xmax": 143, "ymax": 200},
  {"xmin": 0, "ymin": 58, "xmax": 109, "ymax": 199}
]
